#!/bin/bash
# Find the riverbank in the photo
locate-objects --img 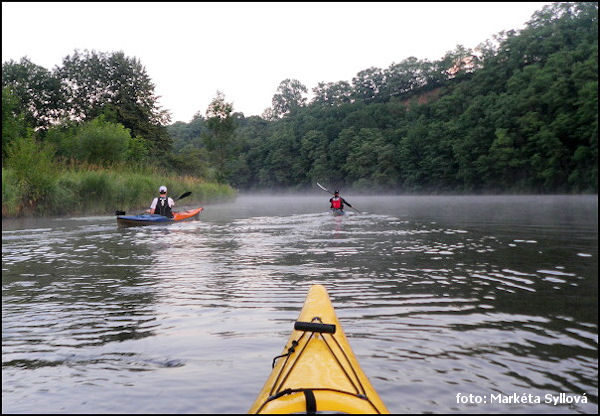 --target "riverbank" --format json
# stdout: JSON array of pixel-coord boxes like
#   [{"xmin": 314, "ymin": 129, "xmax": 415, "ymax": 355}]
[{"xmin": 2, "ymin": 166, "xmax": 236, "ymax": 218}]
